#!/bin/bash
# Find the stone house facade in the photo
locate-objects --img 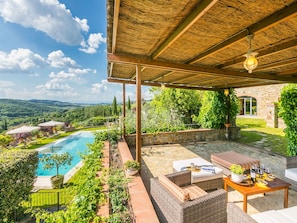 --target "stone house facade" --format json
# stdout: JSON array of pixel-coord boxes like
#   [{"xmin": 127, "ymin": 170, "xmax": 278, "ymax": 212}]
[{"xmin": 235, "ymin": 84, "xmax": 287, "ymax": 128}]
